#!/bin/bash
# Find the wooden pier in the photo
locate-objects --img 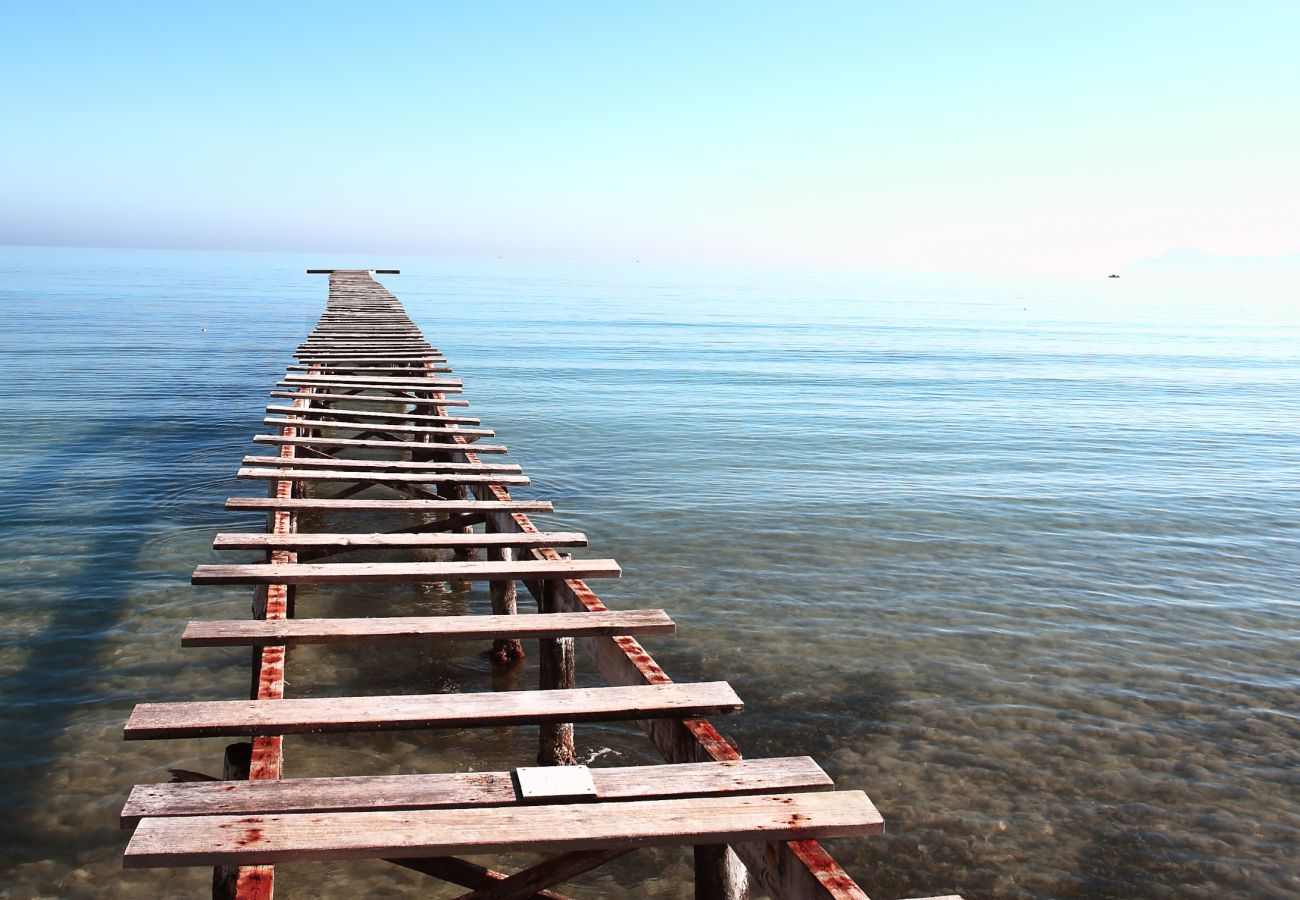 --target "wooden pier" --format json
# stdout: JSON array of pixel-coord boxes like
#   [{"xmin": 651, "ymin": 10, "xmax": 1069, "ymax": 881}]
[{"xmin": 121, "ymin": 269, "xmax": 962, "ymax": 900}]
